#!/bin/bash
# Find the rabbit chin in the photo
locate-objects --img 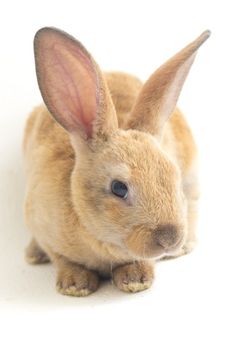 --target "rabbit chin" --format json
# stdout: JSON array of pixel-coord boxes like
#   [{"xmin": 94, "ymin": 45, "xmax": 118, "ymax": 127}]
[
  {"xmin": 124, "ymin": 239, "xmax": 184, "ymax": 260},
  {"xmin": 124, "ymin": 244, "xmax": 167, "ymax": 260}
]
